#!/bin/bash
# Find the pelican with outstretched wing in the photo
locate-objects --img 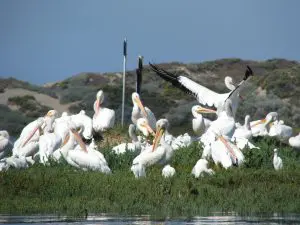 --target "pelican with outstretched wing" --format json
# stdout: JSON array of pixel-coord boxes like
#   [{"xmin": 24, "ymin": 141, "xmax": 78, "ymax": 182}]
[{"xmin": 149, "ymin": 63, "xmax": 253, "ymax": 118}]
